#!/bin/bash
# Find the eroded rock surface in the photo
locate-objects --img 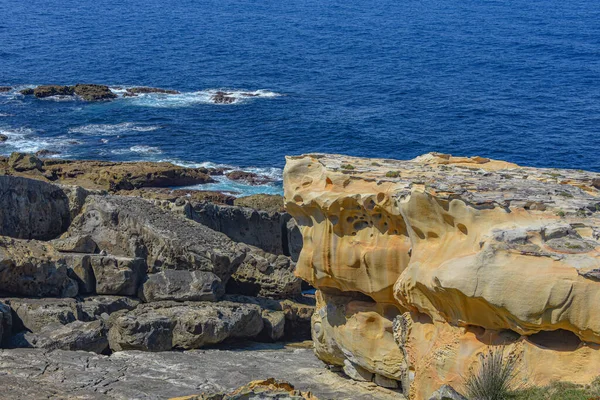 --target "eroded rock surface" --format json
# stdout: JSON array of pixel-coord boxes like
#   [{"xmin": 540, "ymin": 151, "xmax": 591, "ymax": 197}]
[
  {"xmin": 0, "ymin": 346, "xmax": 401, "ymax": 399},
  {"xmin": 0, "ymin": 176, "xmax": 70, "ymax": 239},
  {"xmin": 63, "ymin": 195, "xmax": 246, "ymax": 281},
  {"xmin": 284, "ymin": 152, "xmax": 600, "ymax": 399}
]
